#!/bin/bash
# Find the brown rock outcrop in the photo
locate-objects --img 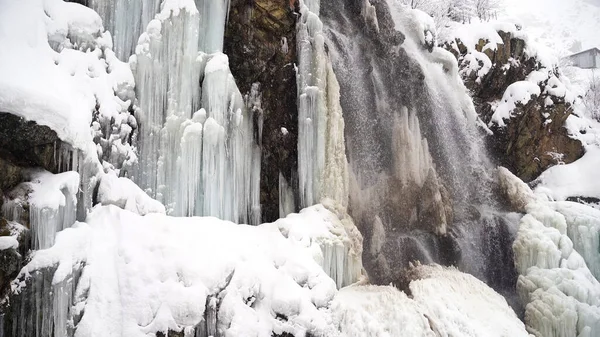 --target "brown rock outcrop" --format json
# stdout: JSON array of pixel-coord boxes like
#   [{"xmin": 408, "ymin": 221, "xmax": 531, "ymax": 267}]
[{"xmin": 446, "ymin": 30, "xmax": 584, "ymax": 181}]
